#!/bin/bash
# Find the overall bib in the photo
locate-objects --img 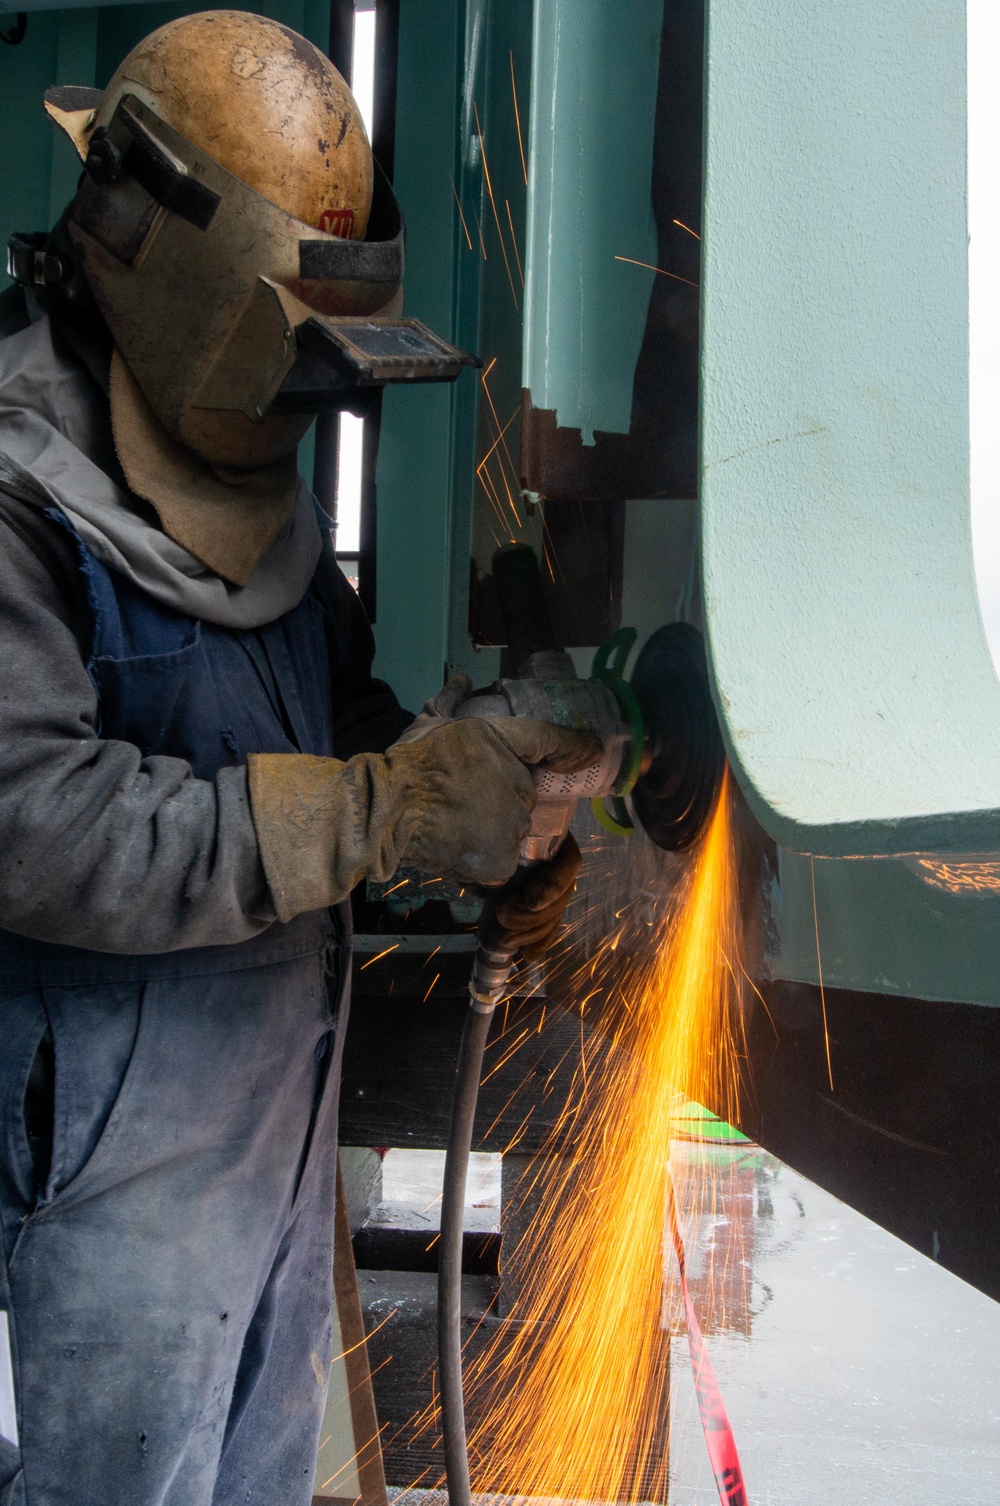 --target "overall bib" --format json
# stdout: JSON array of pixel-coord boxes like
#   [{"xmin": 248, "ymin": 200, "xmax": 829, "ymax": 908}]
[{"xmin": 0, "ymin": 527, "xmax": 349, "ymax": 1506}]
